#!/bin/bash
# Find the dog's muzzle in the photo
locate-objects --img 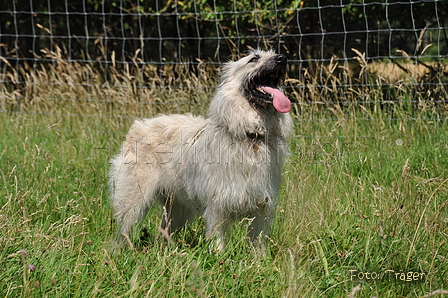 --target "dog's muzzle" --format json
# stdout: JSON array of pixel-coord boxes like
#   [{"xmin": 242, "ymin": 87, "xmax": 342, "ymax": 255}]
[{"xmin": 247, "ymin": 54, "xmax": 291, "ymax": 113}]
